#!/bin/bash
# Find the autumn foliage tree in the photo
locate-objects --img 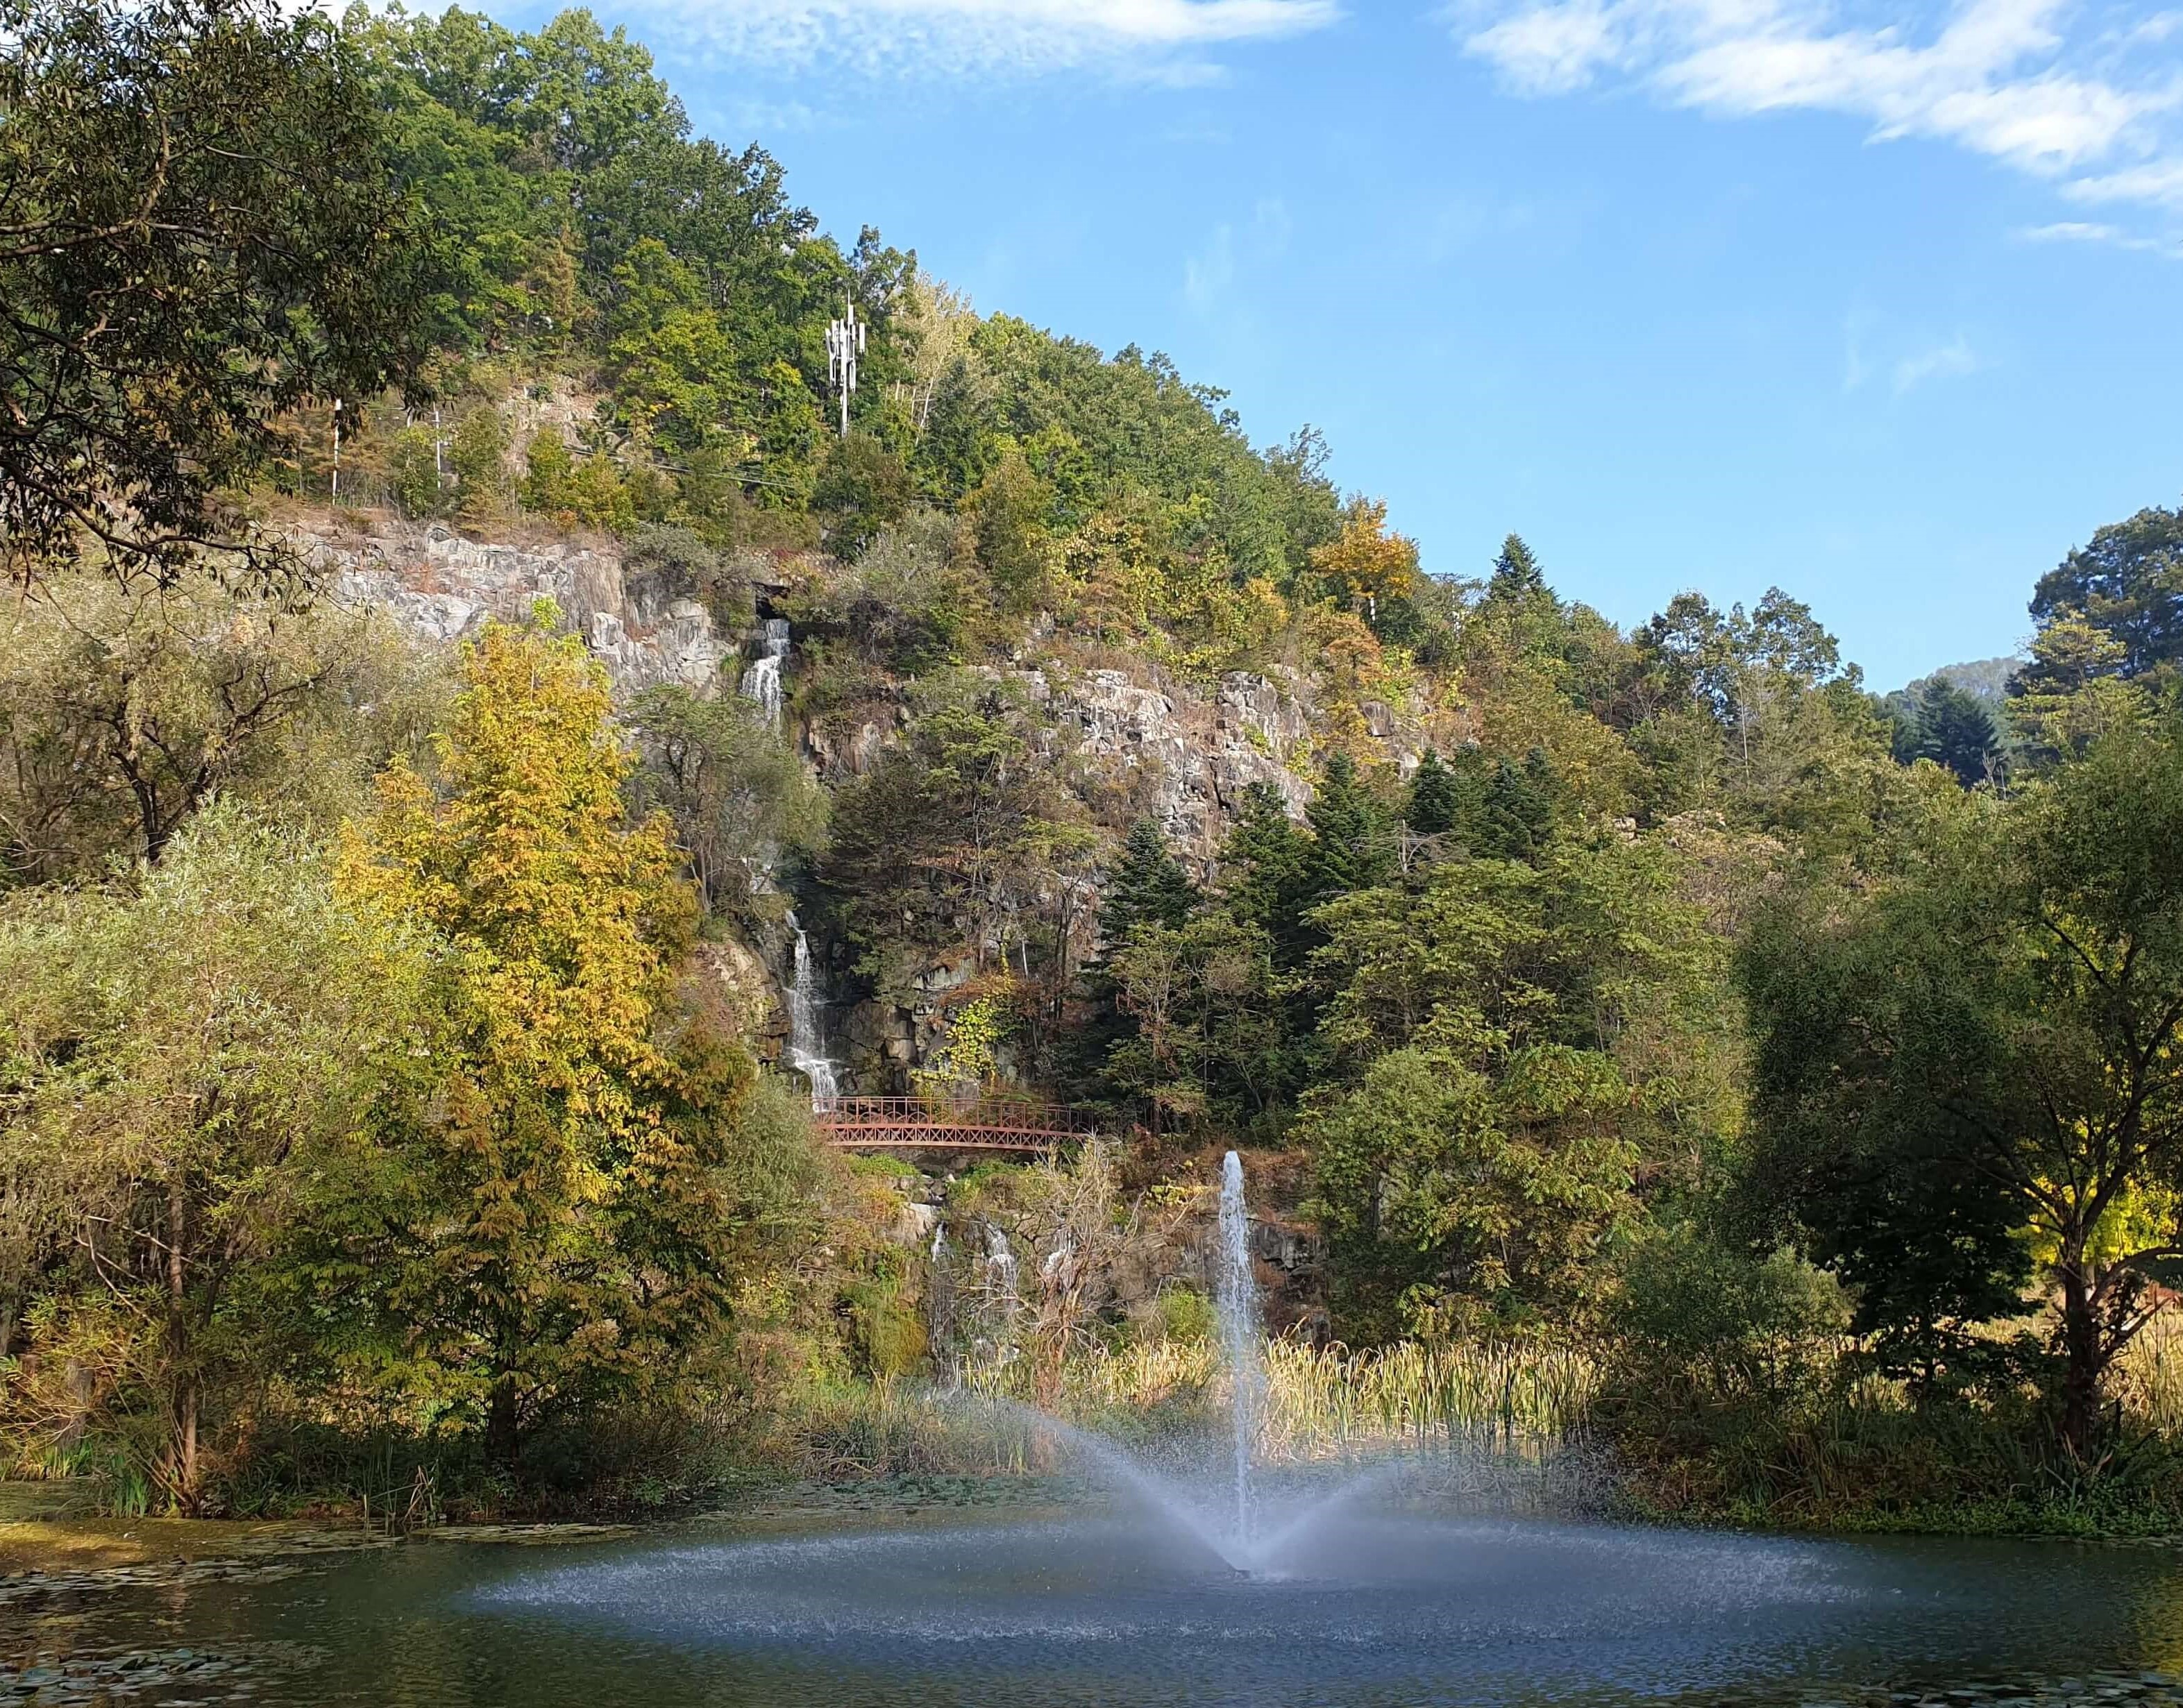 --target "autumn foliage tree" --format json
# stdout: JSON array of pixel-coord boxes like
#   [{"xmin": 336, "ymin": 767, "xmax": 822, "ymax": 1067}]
[
  {"xmin": 338, "ymin": 609, "xmax": 745, "ymax": 1470},
  {"xmin": 1310, "ymin": 498, "xmax": 1421, "ymax": 621}
]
